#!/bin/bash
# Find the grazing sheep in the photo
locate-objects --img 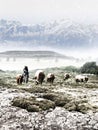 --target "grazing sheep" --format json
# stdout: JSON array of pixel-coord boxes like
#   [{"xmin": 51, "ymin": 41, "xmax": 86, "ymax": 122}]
[
  {"xmin": 34, "ymin": 70, "xmax": 45, "ymax": 85},
  {"xmin": 75, "ymin": 75, "xmax": 88, "ymax": 83},
  {"xmin": 47, "ymin": 73, "xmax": 55, "ymax": 84},
  {"xmin": 16, "ymin": 74, "xmax": 23, "ymax": 85},
  {"xmin": 64, "ymin": 73, "xmax": 70, "ymax": 80}
]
